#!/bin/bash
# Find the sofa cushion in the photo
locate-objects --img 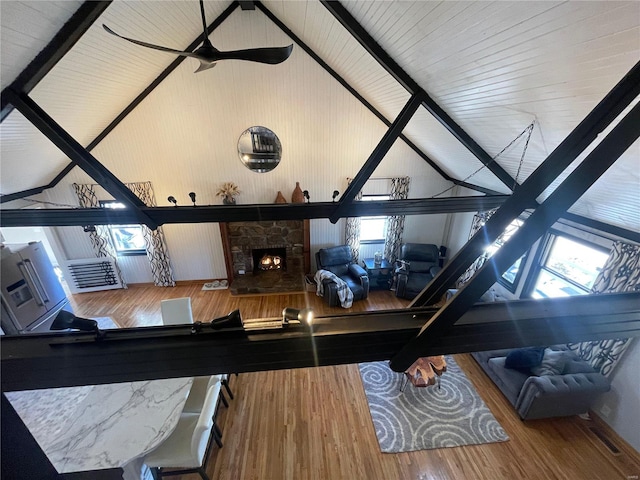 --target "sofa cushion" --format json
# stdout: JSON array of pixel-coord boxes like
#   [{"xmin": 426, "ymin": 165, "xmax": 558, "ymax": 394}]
[
  {"xmin": 562, "ymin": 356, "xmax": 597, "ymax": 374},
  {"xmin": 405, "ymin": 272, "xmax": 433, "ymax": 294},
  {"xmin": 505, "ymin": 347, "xmax": 545, "ymax": 373},
  {"xmin": 486, "ymin": 357, "xmax": 529, "ymax": 406},
  {"xmin": 531, "ymin": 349, "xmax": 567, "ymax": 376}
]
